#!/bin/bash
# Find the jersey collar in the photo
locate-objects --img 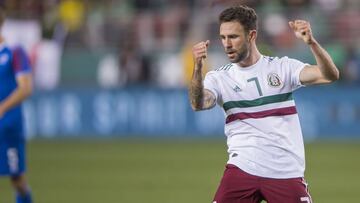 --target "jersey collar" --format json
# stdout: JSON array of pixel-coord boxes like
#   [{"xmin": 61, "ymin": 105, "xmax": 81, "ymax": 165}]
[{"xmin": 234, "ymin": 55, "xmax": 263, "ymax": 71}]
